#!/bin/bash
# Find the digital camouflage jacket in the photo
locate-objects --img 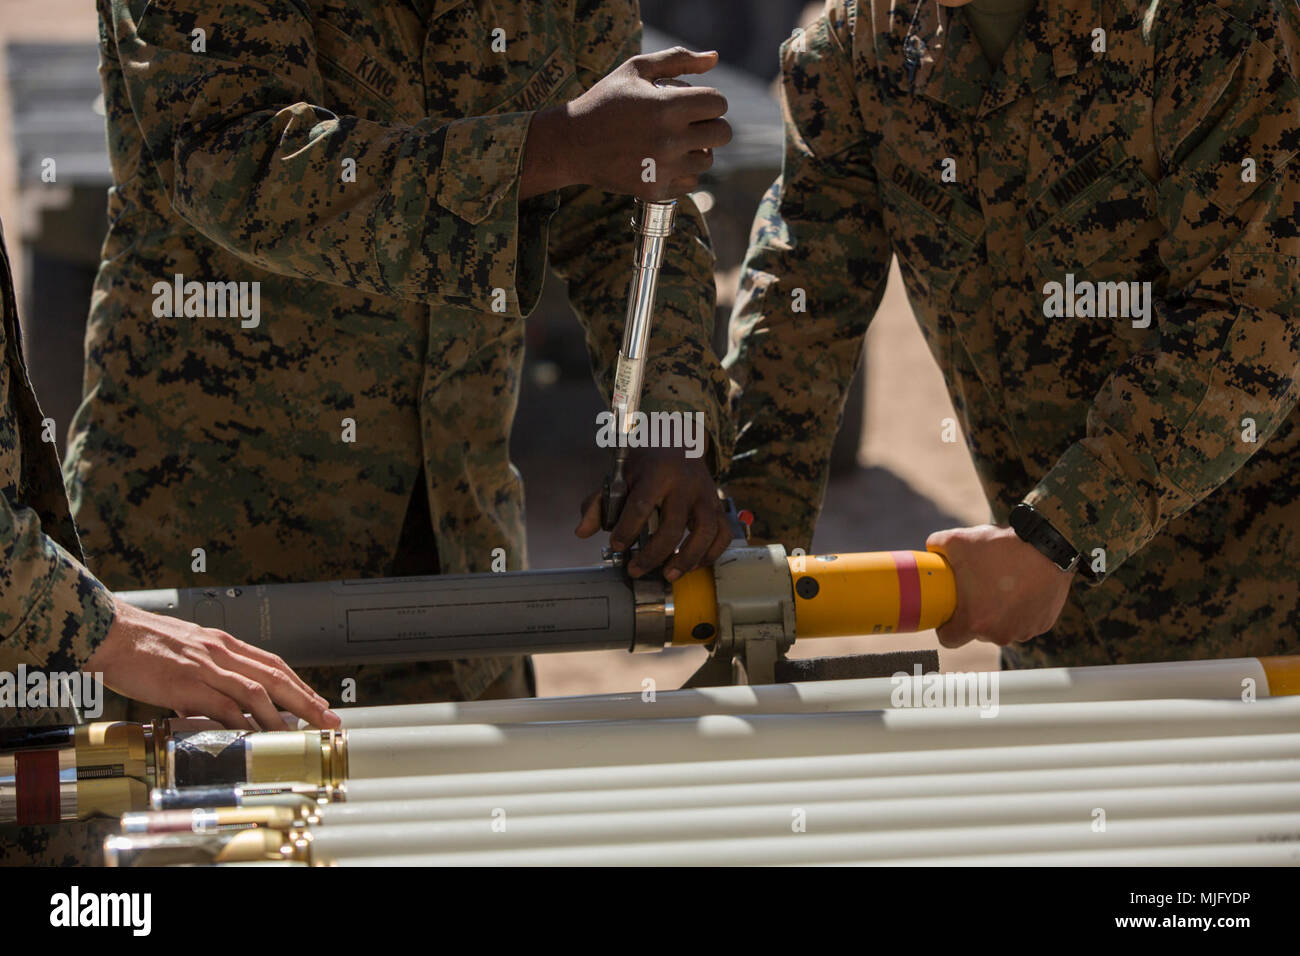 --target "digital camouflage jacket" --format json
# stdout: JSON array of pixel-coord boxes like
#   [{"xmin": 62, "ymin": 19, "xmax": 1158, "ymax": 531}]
[
  {"xmin": 69, "ymin": 0, "xmax": 730, "ymax": 701},
  {"xmin": 725, "ymin": 0, "xmax": 1300, "ymax": 666},
  {"xmin": 0, "ymin": 221, "xmax": 119, "ymax": 865},
  {"xmin": 0, "ymin": 219, "xmax": 115, "ymax": 702}
]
